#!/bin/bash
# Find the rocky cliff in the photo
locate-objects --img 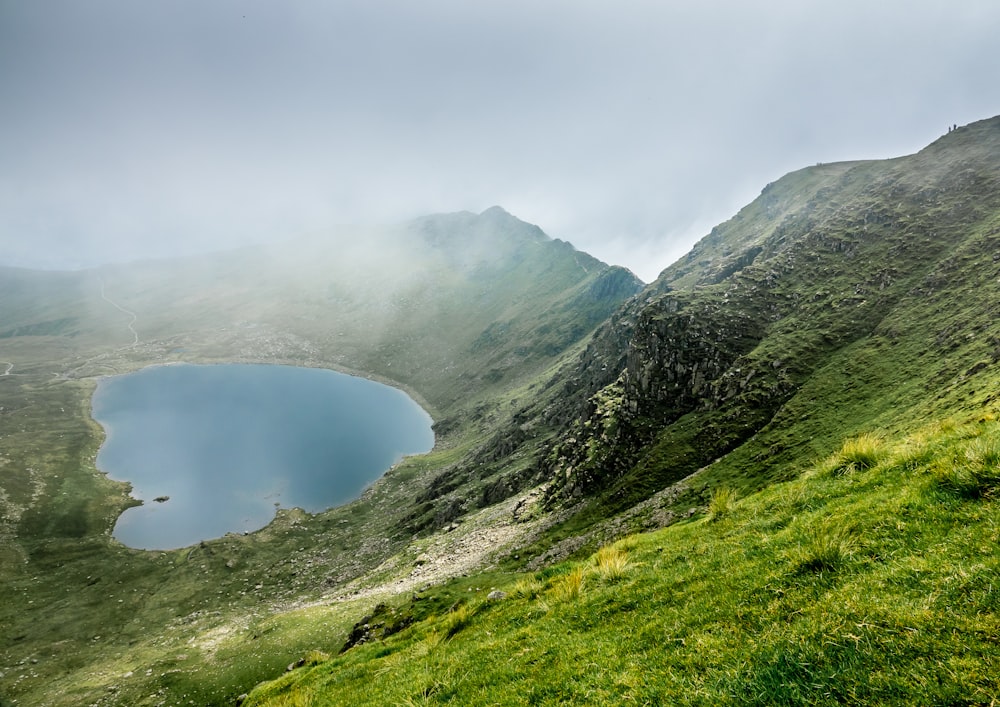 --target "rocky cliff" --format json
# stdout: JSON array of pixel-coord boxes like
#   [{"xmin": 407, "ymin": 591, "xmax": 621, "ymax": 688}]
[{"xmin": 531, "ymin": 116, "xmax": 1000, "ymax": 510}]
